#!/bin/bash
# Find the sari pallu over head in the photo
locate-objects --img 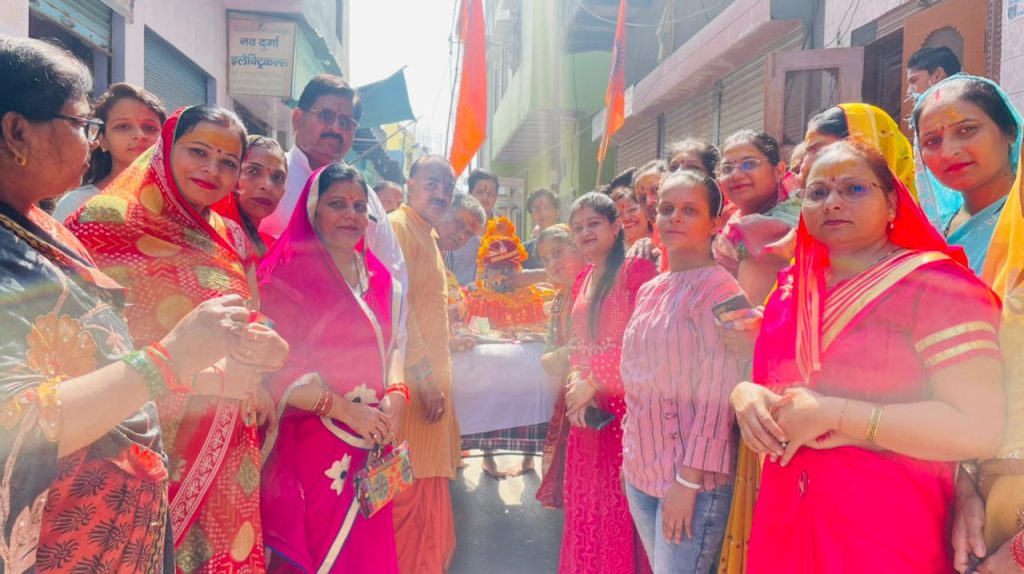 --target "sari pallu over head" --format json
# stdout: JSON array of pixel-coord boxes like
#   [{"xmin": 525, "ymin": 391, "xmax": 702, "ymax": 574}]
[
  {"xmin": 257, "ymin": 165, "xmax": 399, "ymax": 572},
  {"xmin": 64, "ymin": 106, "xmax": 257, "ymax": 549},
  {"xmin": 912, "ymin": 75, "xmax": 1024, "ymax": 239},
  {"xmin": 759, "ymin": 156, "xmax": 967, "ymax": 386},
  {"xmin": 257, "ymin": 164, "xmax": 395, "ymax": 406}
]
